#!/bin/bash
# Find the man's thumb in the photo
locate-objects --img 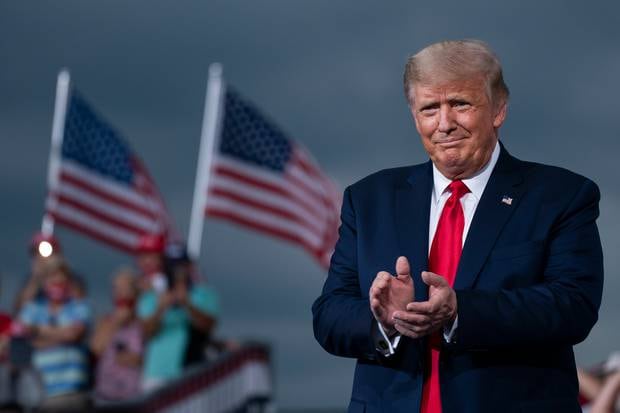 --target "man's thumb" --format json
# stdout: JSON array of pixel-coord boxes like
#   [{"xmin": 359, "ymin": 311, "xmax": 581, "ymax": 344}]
[
  {"xmin": 395, "ymin": 256, "xmax": 411, "ymax": 279},
  {"xmin": 421, "ymin": 271, "xmax": 446, "ymax": 287}
]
